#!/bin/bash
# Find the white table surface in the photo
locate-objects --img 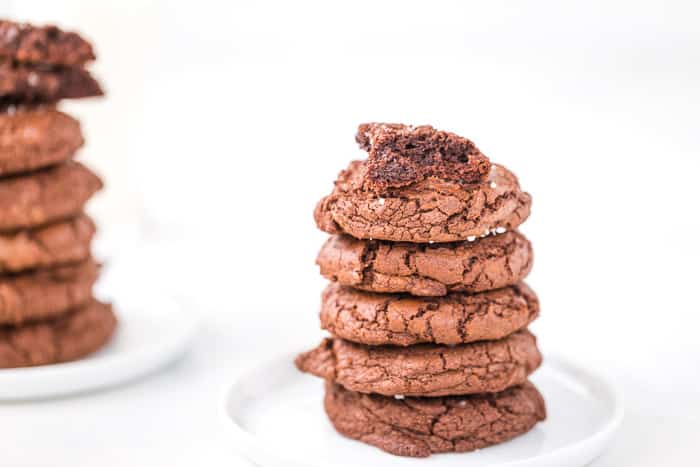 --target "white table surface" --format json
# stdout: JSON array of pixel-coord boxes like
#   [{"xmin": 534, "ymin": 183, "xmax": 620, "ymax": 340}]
[{"xmin": 2, "ymin": 300, "xmax": 697, "ymax": 466}]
